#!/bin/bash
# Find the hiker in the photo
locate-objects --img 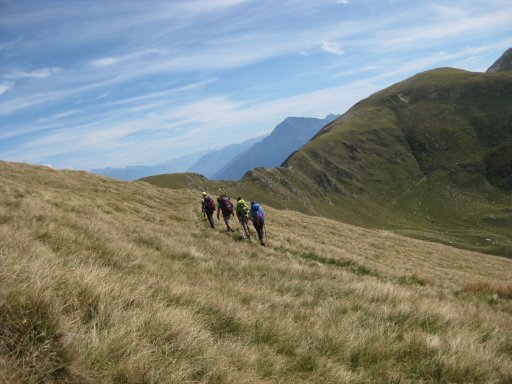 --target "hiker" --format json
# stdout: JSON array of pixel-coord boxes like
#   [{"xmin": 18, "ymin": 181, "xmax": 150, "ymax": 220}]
[
  {"xmin": 250, "ymin": 201, "xmax": 266, "ymax": 246},
  {"xmin": 201, "ymin": 192, "xmax": 216, "ymax": 229},
  {"xmin": 235, "ymin": 196, "xmax": 251, "ymax": 240},
  {"xmin": 217, "ymin": 195, "xmax": 235, "ymax": 232}
]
